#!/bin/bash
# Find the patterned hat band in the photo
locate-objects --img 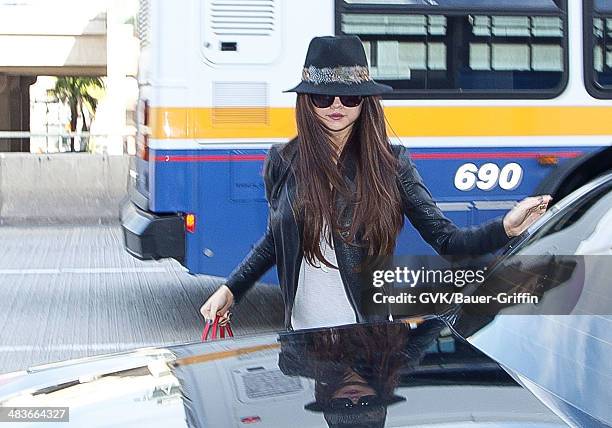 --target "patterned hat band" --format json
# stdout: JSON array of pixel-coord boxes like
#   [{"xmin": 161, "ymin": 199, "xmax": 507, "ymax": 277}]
[{"xmin": 301, "ymin": 65, "xmax": 372, "ymax": 86}]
